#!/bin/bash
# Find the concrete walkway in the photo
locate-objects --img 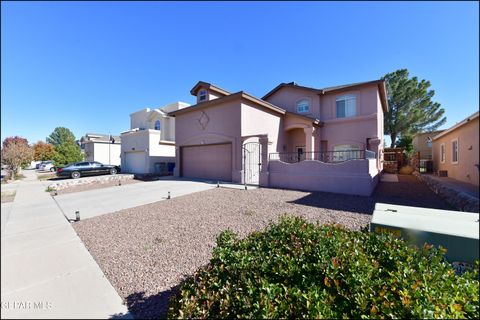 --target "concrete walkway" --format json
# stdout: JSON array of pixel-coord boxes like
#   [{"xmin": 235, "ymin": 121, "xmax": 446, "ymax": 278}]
[
  {"xmin": 1, "ymin": 170, "xmax": 130, "ymax": 319},
  {"xmin": 380, "ymin": 173, "xmax": 399, "ymax": 183}
]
